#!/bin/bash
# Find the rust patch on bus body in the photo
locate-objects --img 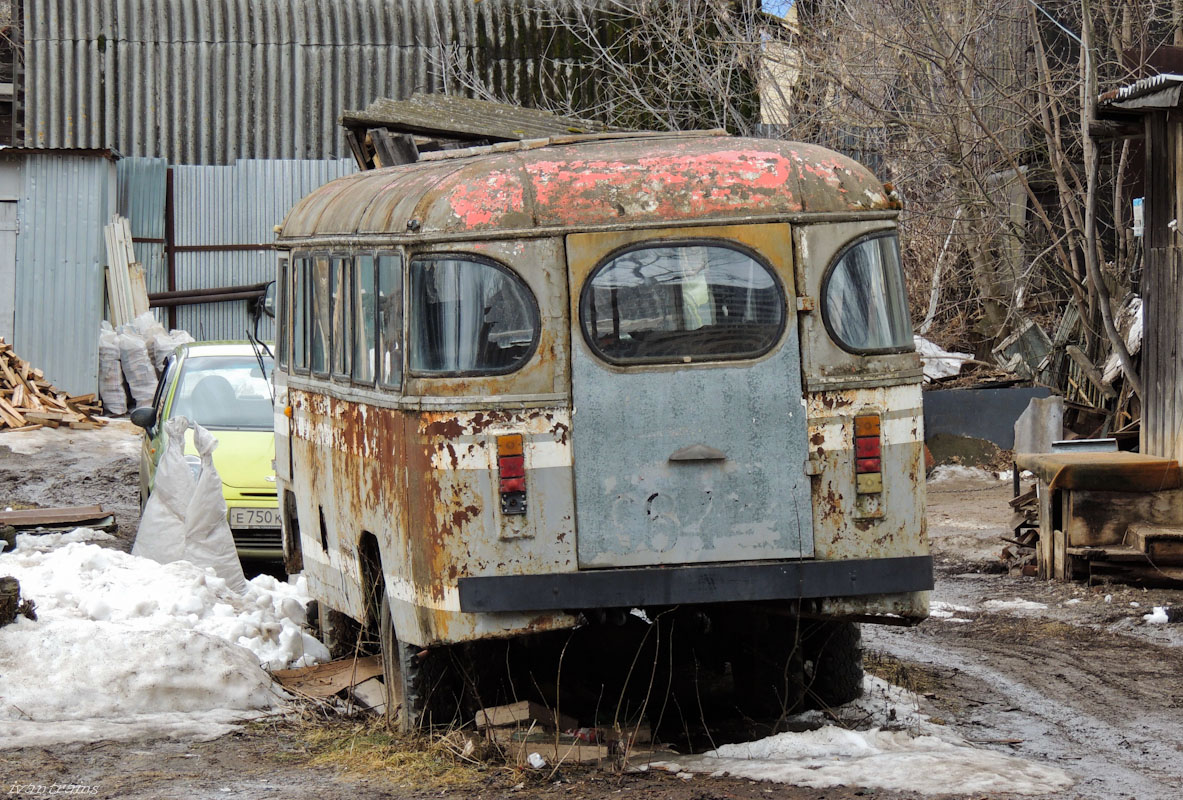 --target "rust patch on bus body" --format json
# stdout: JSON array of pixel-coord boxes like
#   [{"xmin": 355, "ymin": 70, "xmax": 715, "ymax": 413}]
[{"xmin": 280, "ymin": 137, "xmax": 893, "ymax": 240}]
